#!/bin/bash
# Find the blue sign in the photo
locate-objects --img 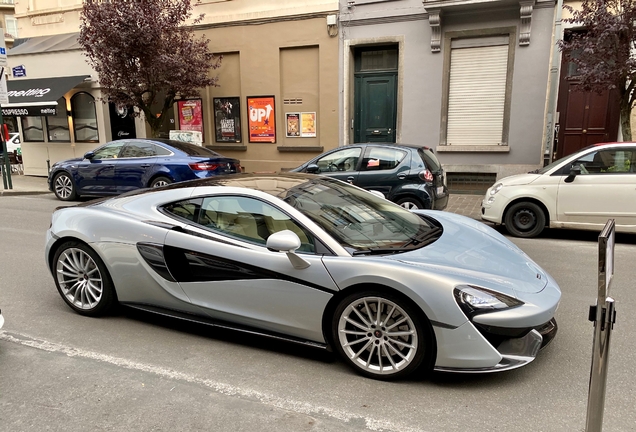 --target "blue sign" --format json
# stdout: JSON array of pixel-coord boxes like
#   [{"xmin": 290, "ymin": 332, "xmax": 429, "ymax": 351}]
[
  {"xmin": 0, "ymin": 48, "xmax": 5, "ymax": 55},
  {"xmin": 12, "ymin": 65, "xmax": 26, "ymax": 78}
]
